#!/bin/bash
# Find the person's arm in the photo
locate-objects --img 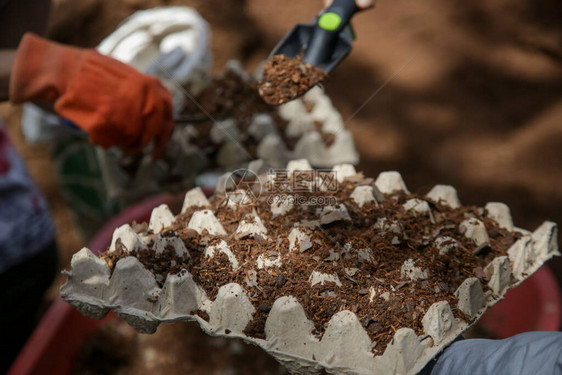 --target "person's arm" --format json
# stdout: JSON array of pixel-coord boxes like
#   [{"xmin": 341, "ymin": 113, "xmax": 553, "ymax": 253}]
[
  {"xmin": 0, "ymin": 50, "xmax": 16, "ymax": 102},
  {"xmin": 324, "ymin": 0, "xmax": 376, "ymax": 10},
  {"xmin": 9, "ymin": 33, "xmax": 174, "ymax": 158},
  {"xmin": 355, "ymin": 0, "xmax": 375, "ymax": 9}
]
